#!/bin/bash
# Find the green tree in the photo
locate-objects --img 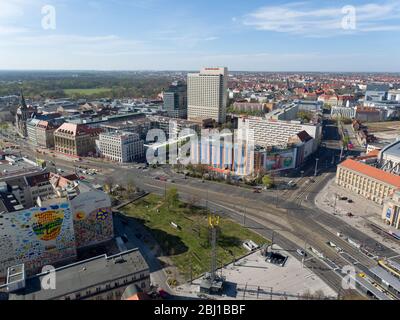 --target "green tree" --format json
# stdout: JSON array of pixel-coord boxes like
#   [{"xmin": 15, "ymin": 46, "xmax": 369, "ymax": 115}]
[
  {"xmin": 297, "ymin": 111, "xmax": 313, "ymax": 122},
  {"xmin": 166, "ymin": 187, "xmax": 179, "ymax": 208}
]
